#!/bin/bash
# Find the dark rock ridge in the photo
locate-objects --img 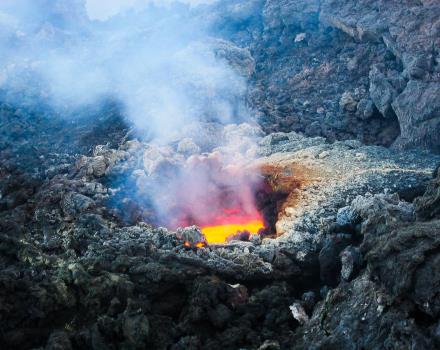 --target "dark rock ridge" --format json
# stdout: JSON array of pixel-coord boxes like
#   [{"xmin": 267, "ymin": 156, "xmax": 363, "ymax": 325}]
[
  {"xmin": 291, "ymin": 171, "xmax": 440, "ymax": 350},
  {"xmin": 204, "ymin": 0, "xmax": 440, "ymax": 152}
]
